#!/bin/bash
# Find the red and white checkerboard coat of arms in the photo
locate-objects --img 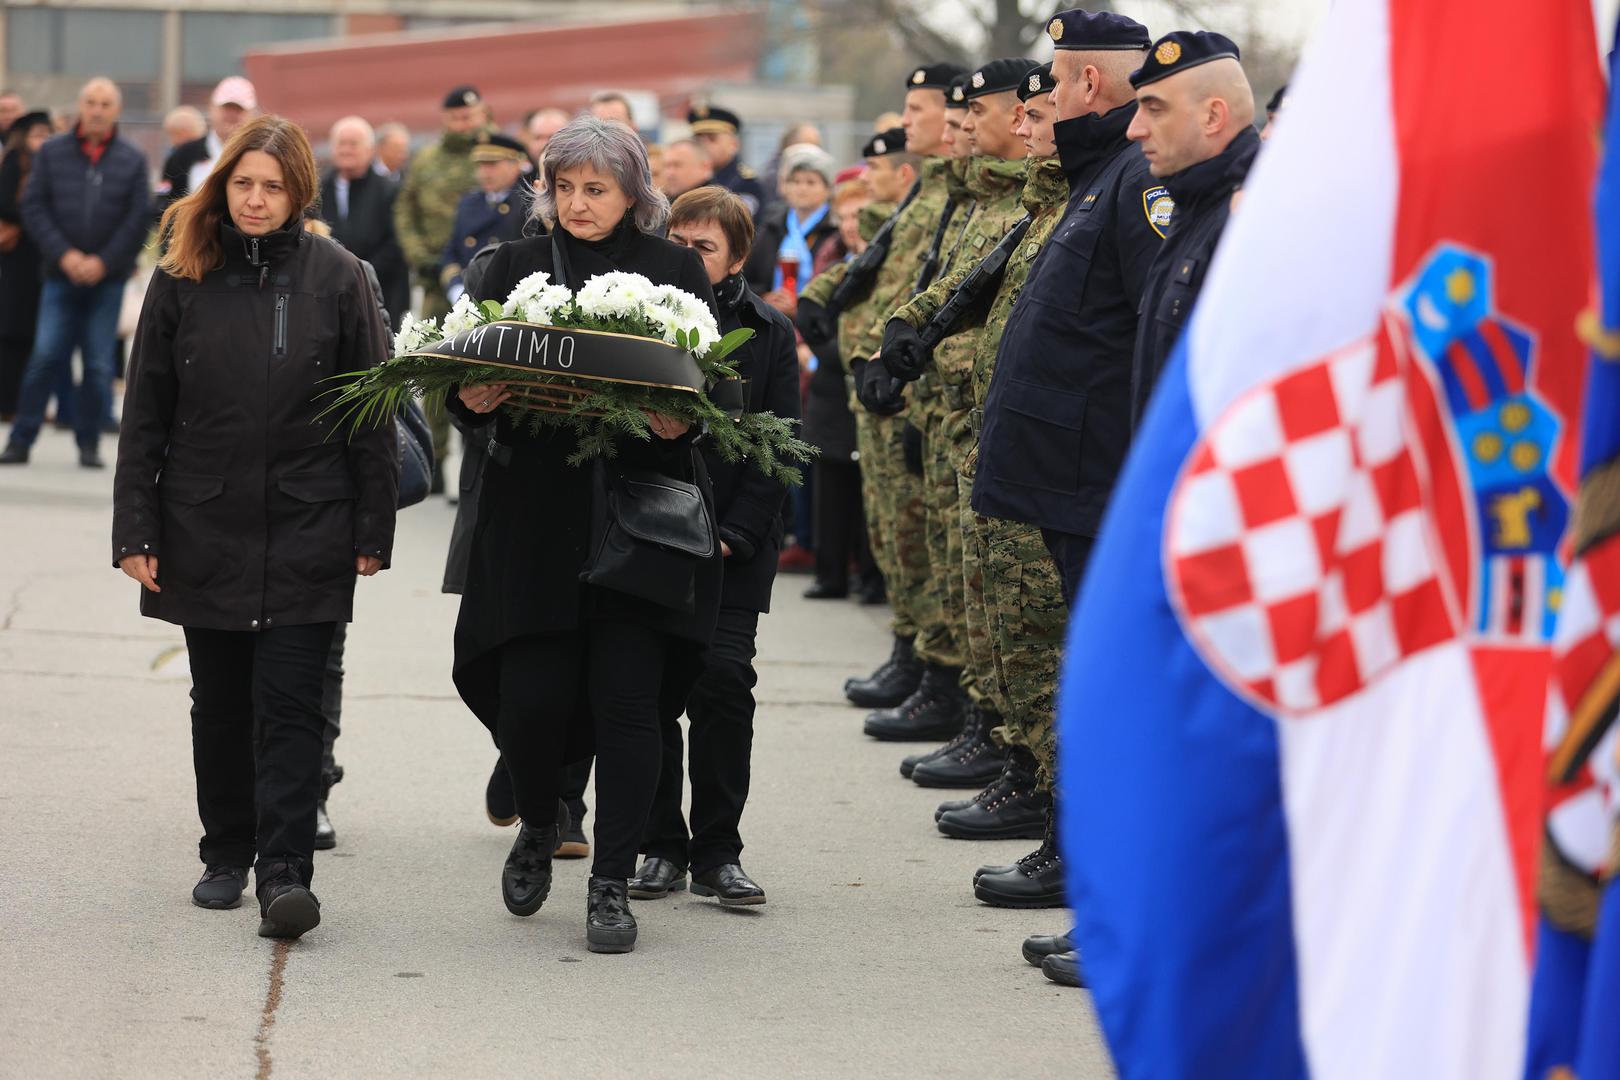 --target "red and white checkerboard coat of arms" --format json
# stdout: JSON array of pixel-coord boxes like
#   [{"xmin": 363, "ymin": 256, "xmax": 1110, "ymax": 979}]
[{"xmin": 1164, "ymin": 244, "xmax": 1573, "ymax": 717}]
